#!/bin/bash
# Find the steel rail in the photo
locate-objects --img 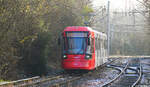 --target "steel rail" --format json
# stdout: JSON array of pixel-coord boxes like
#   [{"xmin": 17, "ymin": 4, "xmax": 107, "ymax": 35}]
[
  {"xmin": 0, "ymin": 75, "xmax": 64, "ymax": 87},
  {"xmin": 0, "ymin": 76, "xmax": 40, "ymax": 87},
  {"xmin": 102, "ymin": 58, "xmax": 142, "ymax": 87},
  {"xmin": 108, "ymin": 64, "xmax": 139, "ymax": 72},
  {"xmin": 49, "ymin": 59, "xmax": 118, "ymax": 87},
  {"xmin": 109, "ymin": 56, "xmax": 150, "ymax": 58},
  {"xmin": 131, "ymin": 60, "xmax": 142, "ymax": 87},
  {"xmin": 23, "ymin": 75, "xmax": 63, "ymax": 86},
  {"xmin": 0, "ymin": 58, "xmax": 118, "ymax": 87},
  {"xmin": 101, "ymin": 59, "xmax": 129, "ymax": 87}
]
